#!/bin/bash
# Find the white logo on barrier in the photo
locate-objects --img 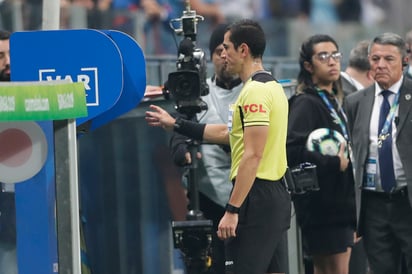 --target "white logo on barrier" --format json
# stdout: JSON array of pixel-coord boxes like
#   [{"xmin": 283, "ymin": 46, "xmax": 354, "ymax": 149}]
[
  {"xmin": 0, "ymin": 96, "xmax": 15, "ymax": 111},
  {"xmin": 25, "ymin": 98, "xmax": 49, "ymax": 111},
  {"xmin": 39, "ymin": 68, "xmax": 99, "ymax": 106},
  {"xmin": 57, "ymin": 93, "xmax": 75, "ymax": 110}
]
